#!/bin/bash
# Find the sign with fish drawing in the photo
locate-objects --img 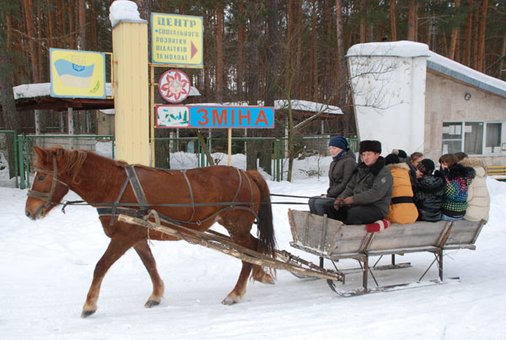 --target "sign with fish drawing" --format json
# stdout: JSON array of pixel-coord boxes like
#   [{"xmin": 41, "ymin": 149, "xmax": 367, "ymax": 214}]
[
  {"xmin": 155, "ymin": 105, "xmax": 275, "ymax": 129},
  {"xmin": 49, "ymin": 48, "xmax": 106, "ymax": 98},
  {"xmin": 156, "ymin": 105, "xmax": 190, "ymax": 127}
]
